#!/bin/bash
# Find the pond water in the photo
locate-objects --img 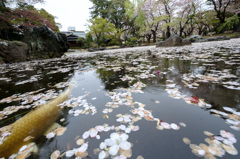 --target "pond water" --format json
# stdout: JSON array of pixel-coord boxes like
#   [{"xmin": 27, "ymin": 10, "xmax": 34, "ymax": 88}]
[{"xmin": 0, "ymin": 39, "xmax": 240, "ymax": 159}]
